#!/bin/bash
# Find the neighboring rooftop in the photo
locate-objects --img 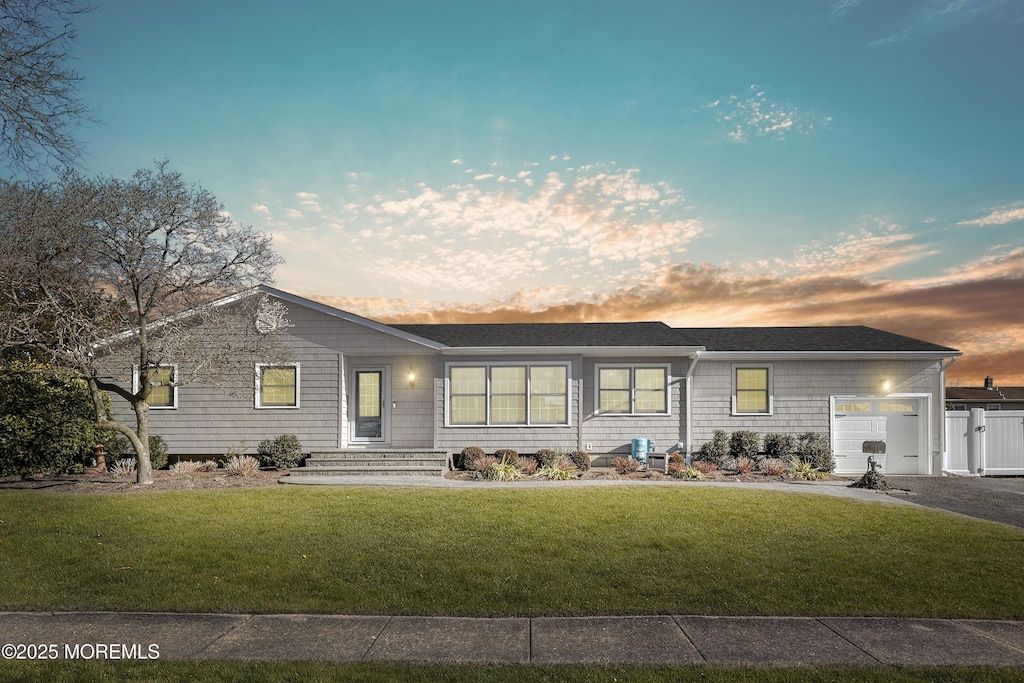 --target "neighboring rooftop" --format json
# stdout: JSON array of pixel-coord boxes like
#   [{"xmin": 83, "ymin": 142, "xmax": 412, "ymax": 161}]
[{"xmin": 947, "ymin": 378, "xmax": 1024, "ymax": 402}]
